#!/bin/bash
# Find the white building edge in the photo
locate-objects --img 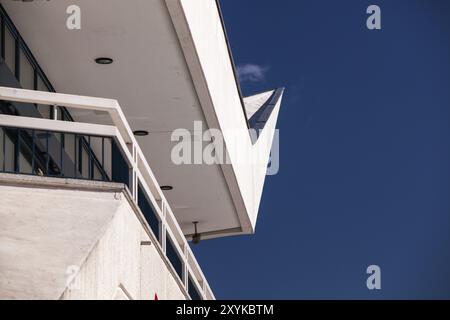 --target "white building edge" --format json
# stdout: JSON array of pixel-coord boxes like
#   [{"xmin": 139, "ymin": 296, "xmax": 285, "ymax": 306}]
[{"xmin": 0, "ymin": 0, "xmax": 283, "ymax": 300}]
